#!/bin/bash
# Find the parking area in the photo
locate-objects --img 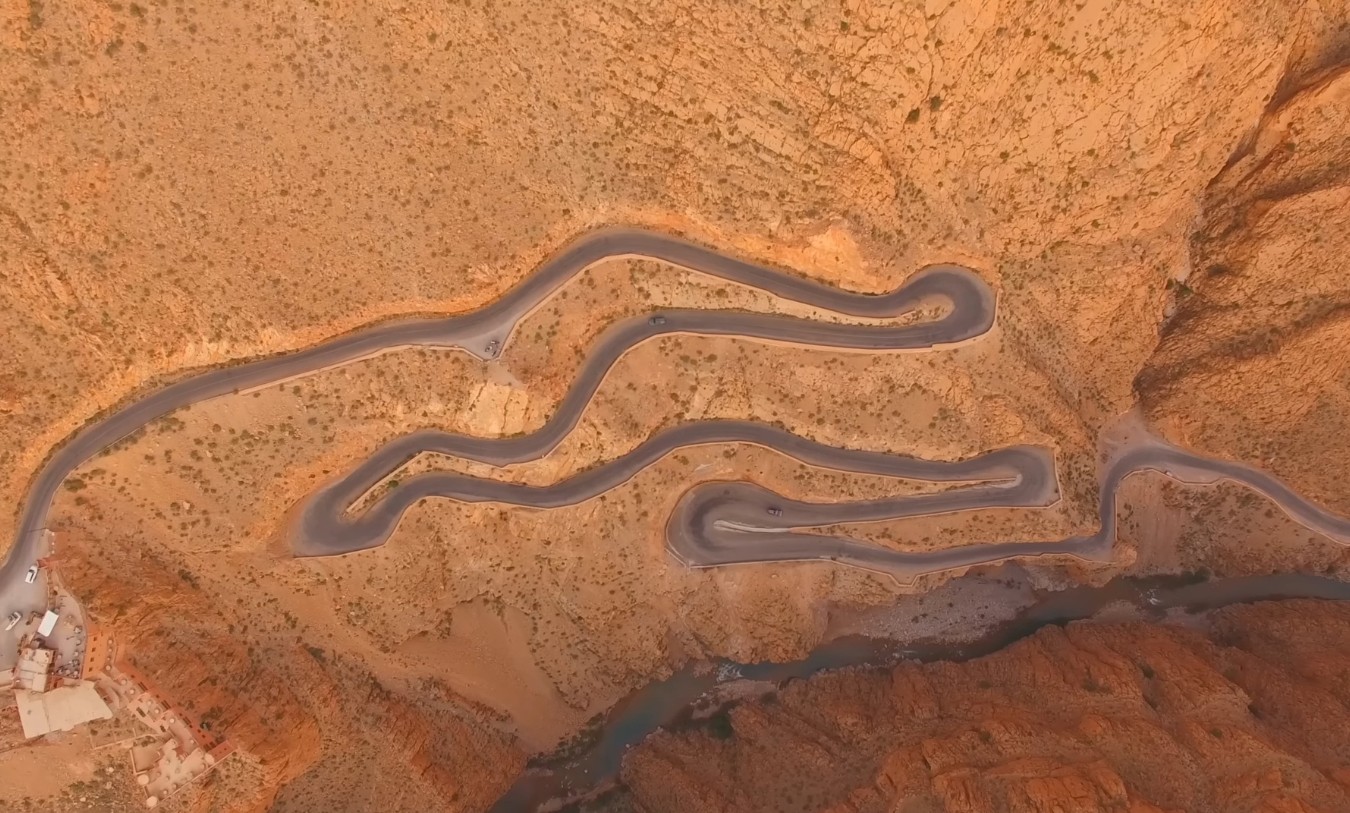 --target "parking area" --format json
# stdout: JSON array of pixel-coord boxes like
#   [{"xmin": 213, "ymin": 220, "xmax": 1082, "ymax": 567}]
[
  {"xmin": 42, "ymin": 589, "xmax": 88, "ymax": 682},
  {"xmin": 0, "ymin": 580, "xmax": 50, "ymax": 672}
]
